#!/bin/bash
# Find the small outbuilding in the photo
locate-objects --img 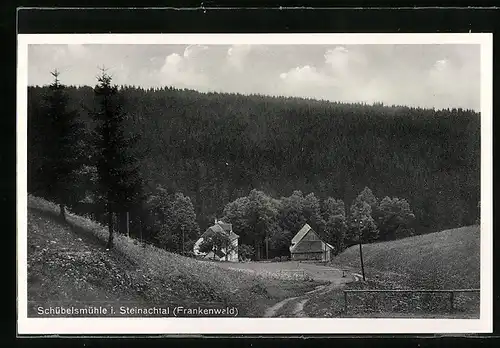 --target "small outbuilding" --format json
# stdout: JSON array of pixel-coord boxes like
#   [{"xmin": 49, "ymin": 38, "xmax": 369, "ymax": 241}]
[{"xmin": 289, "ymin": 223, "xmax": 334, "ymax": 262}]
